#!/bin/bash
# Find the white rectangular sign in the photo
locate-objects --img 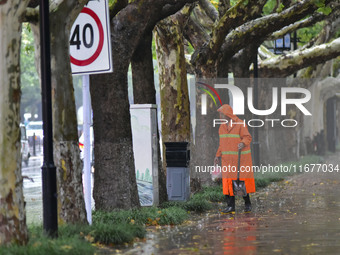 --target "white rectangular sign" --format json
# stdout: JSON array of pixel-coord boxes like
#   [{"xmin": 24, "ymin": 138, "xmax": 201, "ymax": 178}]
[{"xmin": 70, "ymin": 0, "xmax": 112, "ymax": 75}]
